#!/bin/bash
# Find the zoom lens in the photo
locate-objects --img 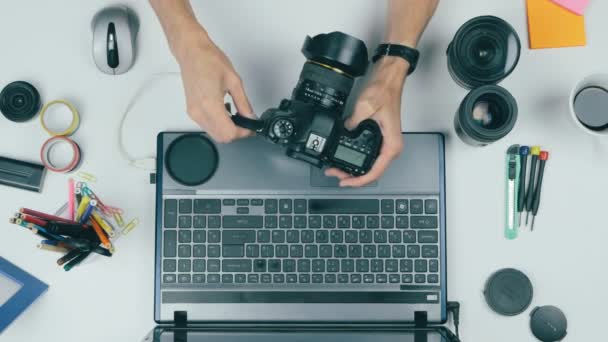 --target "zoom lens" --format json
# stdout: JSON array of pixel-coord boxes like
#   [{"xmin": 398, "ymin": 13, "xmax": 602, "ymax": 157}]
[
  {"xmin": 293, "ymin": 32, "xmax": 369, "ymax": 115},
  {"xmin": 447, "ymin": 16, "xmax": 521, "ymax": 89},
  {"xmin": 0, "ymin": 81, "xmax": 41, "ymax": 122},
  {"xmin": 454, "ymin": 85, "xmax": 518, "ymax": 146}
]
